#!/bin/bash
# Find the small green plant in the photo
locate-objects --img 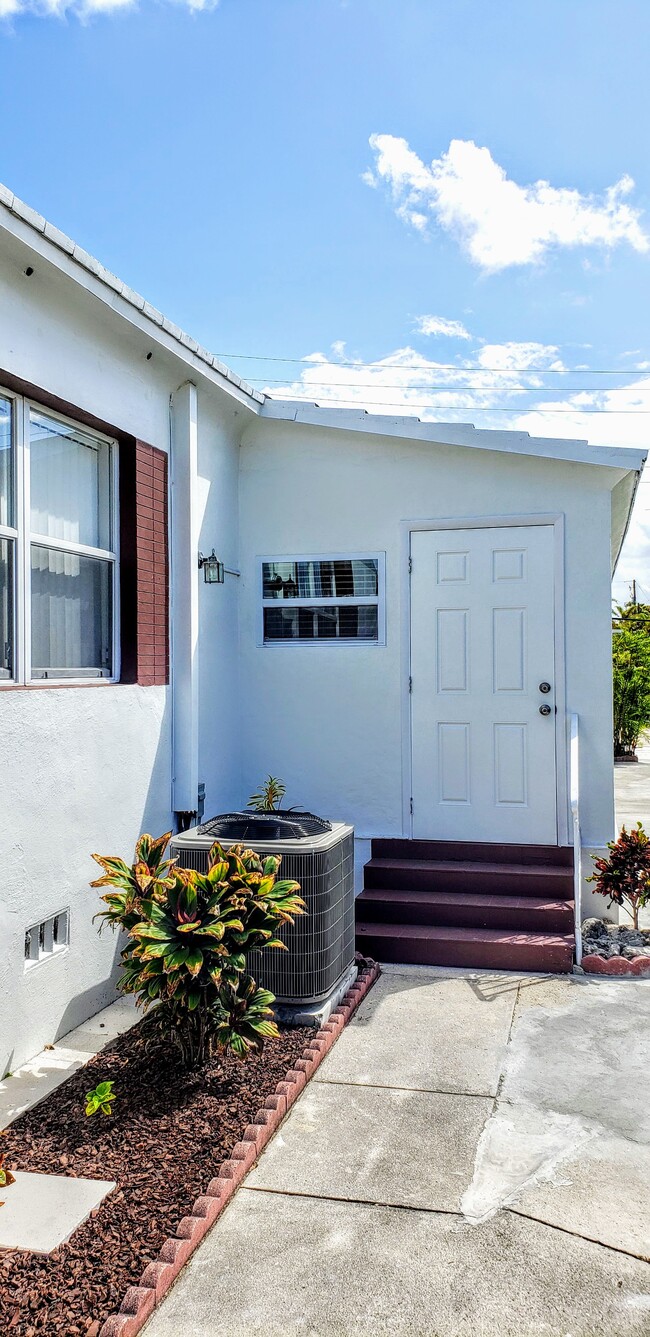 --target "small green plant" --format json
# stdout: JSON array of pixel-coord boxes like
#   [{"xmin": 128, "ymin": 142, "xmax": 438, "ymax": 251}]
[
  {"xmin": 92, "ymin": 833, "xmax": 305, "ymax": 1067},
  {"xmin": 247, "ymin": 775, "xmax": 286, "ymax": 812},
  {"xmin": 85, "ymin": 1080, "xmax": 117, "ymax": 1117},
  {"xmin": 588, "ymin": 822, "xmax": 650, "ymax": 930}
]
